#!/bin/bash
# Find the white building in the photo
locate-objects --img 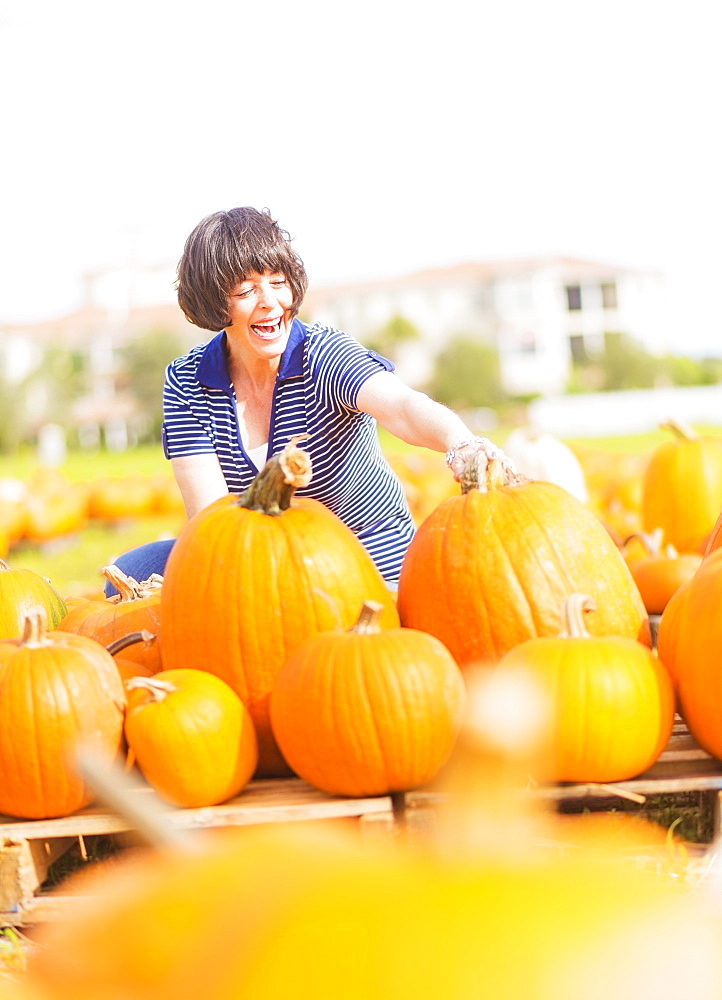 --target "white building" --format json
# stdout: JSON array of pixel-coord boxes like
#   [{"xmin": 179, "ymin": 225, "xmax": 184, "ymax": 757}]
[{"xmin": 301, "ymin": 257, "xmax": 669, "ymax": 396}]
